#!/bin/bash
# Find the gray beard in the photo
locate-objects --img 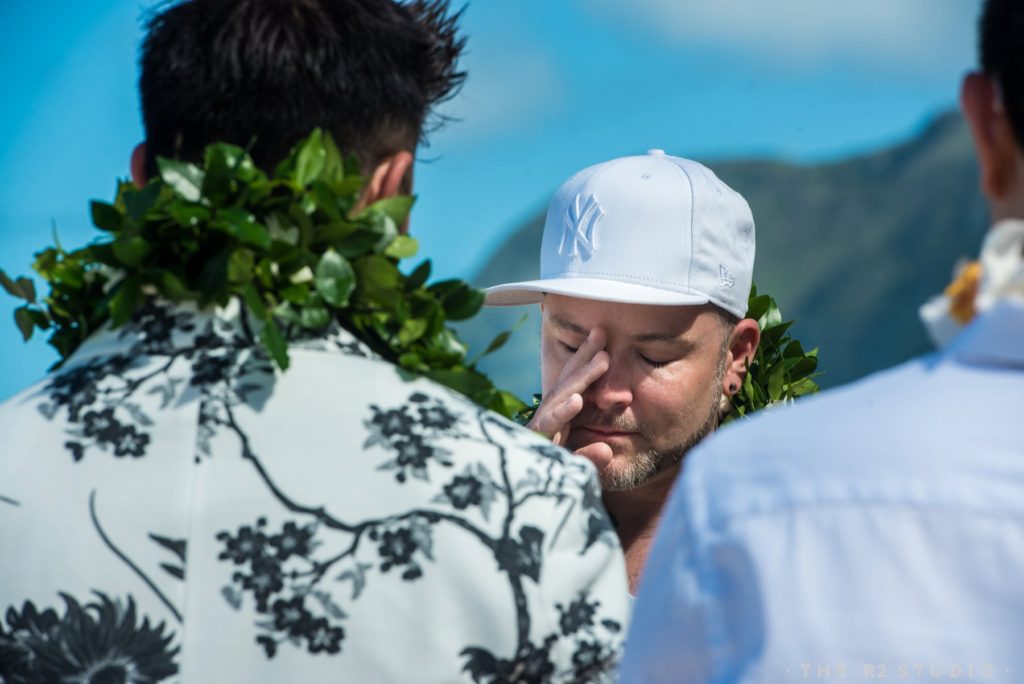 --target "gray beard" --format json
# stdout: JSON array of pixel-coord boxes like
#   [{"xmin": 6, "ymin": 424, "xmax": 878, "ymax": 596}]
[{"xmin": 597, "ymin": 395, "xmax": 720, "ymax": 492}]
